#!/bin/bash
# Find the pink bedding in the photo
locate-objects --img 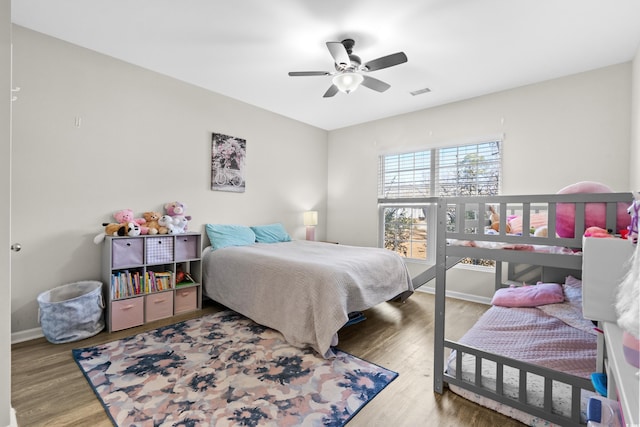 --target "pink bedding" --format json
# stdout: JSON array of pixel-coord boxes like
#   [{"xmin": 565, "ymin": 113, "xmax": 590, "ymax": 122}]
[
  {"xmin": 453, "ymin": 303, "xmax": 596, "ymax": 378},
  {"xmin": 446, "ymin": 291, "xmax": 598, "ymax": 425},
  {"xmin": 447, "ymin": 237, "xmax": 577, "ymax": 254}
]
